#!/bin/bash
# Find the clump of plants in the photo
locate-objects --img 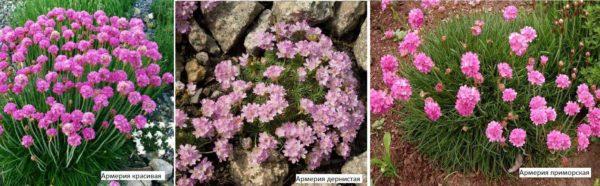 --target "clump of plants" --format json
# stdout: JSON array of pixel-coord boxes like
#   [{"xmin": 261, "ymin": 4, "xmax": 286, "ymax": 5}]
[
  {"xmin": 0, "ymin": 8, "xmax": 173, "ymax": 185},
  {"xmin": 373, "ymin": 2, "xmax": 597, "ymax": 177},
  {"xmin": 175, "ymin": 21, "xmax": 366, "ymax": 184}
]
